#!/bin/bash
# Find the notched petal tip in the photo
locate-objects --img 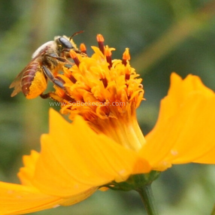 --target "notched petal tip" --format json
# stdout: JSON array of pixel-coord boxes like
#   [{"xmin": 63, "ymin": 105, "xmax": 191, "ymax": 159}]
[{"xmin": 18, "ymin": 150, "xmax": 40, "ymax": 186}]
